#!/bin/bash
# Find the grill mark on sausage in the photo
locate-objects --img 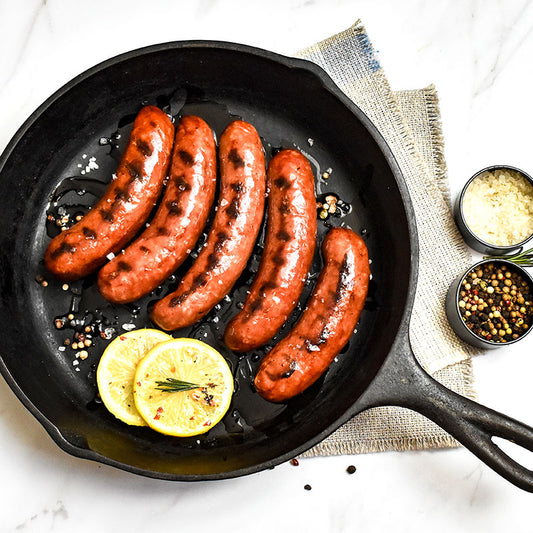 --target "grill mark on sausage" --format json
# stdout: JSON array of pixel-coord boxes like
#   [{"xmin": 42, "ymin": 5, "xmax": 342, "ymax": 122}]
[
  {"xmin": 114, "ymin": 187, "xmax": 130, "ymax": 202},
  {"xmin": 166, "ymin": 200, "xmax": 183, "ymax": 216},
  {"xmin": 82, "ymin": 227, "xmax": 97, "ymax": 240},
  {"xmin": 168, "ymin": 272, "xmax": 208, "ymax": 309},
  {"xmin": 231, "ymin": 182, "xmax": 244, "ymax": 192},
  {"xmin": 228, "ymin": 148, "xmax": 245, "ymax": 169},
  {"xmin": 174, "ymin": 175, "xmax": 192, "ymax": 191},
  {"xmin": 259, "ymin": 281, "xmax": 278, "ymax": 293},
  {"xmin": 249, "ymin": 298, "xmax": 263, "ymax": 312},
  {"xmin": 319, "ymin": 325, "xmax": 331, "ymax": 343},
  {"xmin": 214, "ymin": 231, "xmax": 229, "ymax": 253},
  {"xmin": 272, "ymin": 254, "xmax": 285, "ymax": 266},
  {"xmin": 276, "ymin": 229, "xmax": 291, "ymax": 242},
  {"xmin": 135, "ymin": 138, "xmax": 153, "ymax": 157},
  {"xmin": 139, "ymin": 245, "xmax": 150, "ymax": 254},
  {"xmin": 206, "ymin": 253, "xmax": 220, "ymax": 270},
  {"xmin": 106, "ymin": 270, "xmax": 119, "ymax": 281},
  {"xmin": 279, "ymin": 197, "xmax": 291, "ymax": 215},
  {"xmin": 99, "ymin": 209, "xmax": 114, "ymax": 223},
  {"xmin": 335, "ymin": 254, "xmax": 353, "ymax": 304},
  {"xmin": 191, "ymin": 273, "xmax": 207, "ymax": 290},
  {"xmin": 273, "ymin": 176, "xmax": 291, "ymax": 190},
  {"xmin": 169, "ymin": 294, "xmax": 187, "ymax": 308},
  {"xmin": 304, "ymin": 339, "xmax": 320, "ymax": 352},
  {"xmin": 226, "ymin": 196, "xmax": 240, "ymax": 219},
  {"xmin": 117, "ymin": 260, "xmax": 132, "ymax": 272},
  {"xmin": 307, "ymin": 315, "xmax": 330, "ymax": 350},
  {"xmin": 125, "ymin": 160, "xmax": 143, "ymax": 181},
  {"xmin": 157, "ymin": 226, "xmax": 169, "ymax": 236},
  {"xmin": 50, "ymin": 241, "xmax": 76, "ymax": 259},
  {"xmin": 178, "ymin": 149, "xmax": 195, "ymax": 166},
  {"xmin": 281, "ymin": 360, "xmax": 298, "ymax": 378}
]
